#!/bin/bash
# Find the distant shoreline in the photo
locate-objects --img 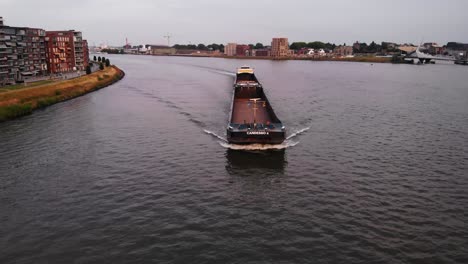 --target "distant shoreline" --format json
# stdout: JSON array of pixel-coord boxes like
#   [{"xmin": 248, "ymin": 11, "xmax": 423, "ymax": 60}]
[
  {"xmin": 216, "ymin": 55, "xmax": 392, "ymax": 63},
  {"xmin": 97, "ymin": 52, "xmax": 393, "ymax": 63}
]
